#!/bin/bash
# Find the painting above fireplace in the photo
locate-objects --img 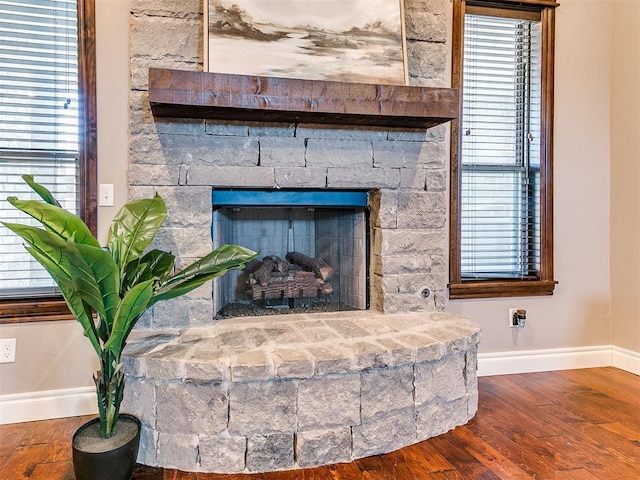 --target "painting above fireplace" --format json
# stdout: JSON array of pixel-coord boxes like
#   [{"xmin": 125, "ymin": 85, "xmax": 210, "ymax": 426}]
[{"xmin": 212, "ymin": 190, "xmax": 369, "ymax": 317}]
